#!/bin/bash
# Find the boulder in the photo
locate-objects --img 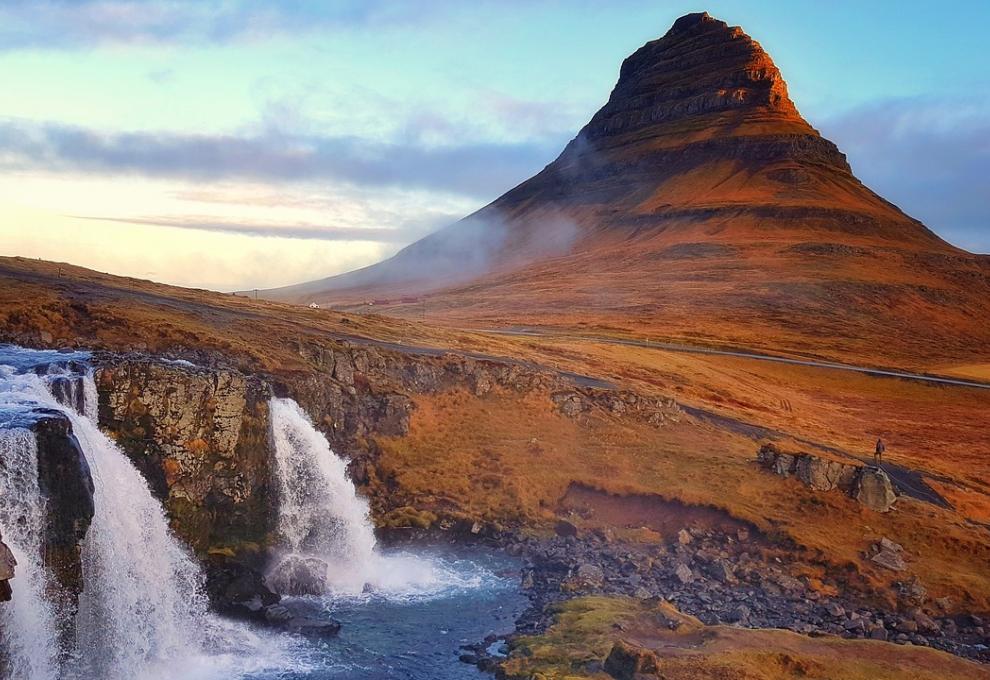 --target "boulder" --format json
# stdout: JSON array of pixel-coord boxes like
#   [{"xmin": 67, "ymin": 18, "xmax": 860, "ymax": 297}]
[
  {"xmin": 853, "ymin": 468, "xmax": 898, "ymax": 512},
  {"xmin": 676, "ymin": 529, "xmax": 692, "ymax": 545},
  {"xmin": 268, "ymin": 555, "xmax": 330, "ymax": 596},
  {"xmin": 205, "ymin": 555, "xmax": 280, "ymax": 621},
  {"xmin": 604, "ymin": 640, "xmax": 660, "ymax": 680}
]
